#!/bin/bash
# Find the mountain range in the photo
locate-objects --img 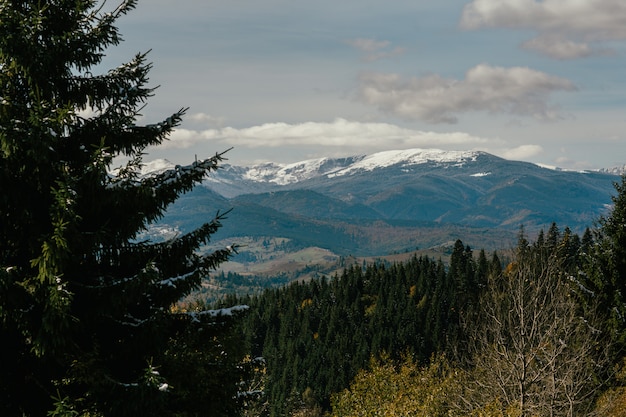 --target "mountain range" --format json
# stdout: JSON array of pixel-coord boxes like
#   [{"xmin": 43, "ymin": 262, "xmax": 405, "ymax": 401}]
[{"xmin": 148, "ymin": 149, "xmax": 620, "ymax": 257}]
